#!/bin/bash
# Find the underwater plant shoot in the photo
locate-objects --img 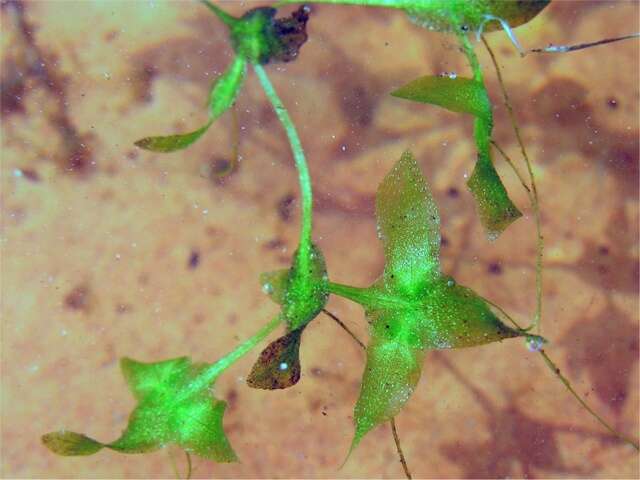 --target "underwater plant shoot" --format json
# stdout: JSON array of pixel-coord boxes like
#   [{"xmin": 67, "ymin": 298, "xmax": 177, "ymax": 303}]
[{"xmin": 1, "ymin": 0, "xmax": 639, "ymax": 478}]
